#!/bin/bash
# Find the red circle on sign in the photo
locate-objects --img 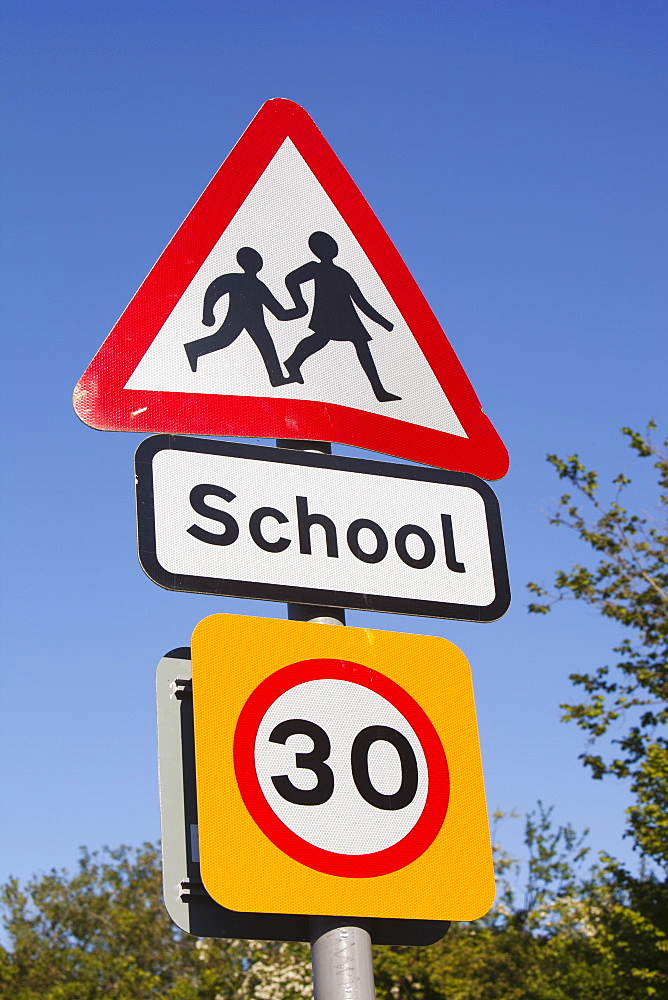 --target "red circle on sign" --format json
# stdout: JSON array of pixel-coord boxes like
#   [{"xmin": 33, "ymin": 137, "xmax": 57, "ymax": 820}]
[{"xmin": 233, "ymin": 659, "xmax": 449, "ymax": 877}]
